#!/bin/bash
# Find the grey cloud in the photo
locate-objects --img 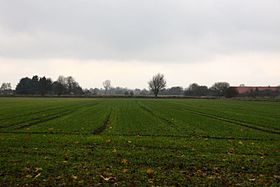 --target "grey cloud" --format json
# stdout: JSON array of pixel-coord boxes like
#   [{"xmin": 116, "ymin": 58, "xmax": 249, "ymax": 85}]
[{"xmin": 0, "ymin": 0, "xmax": 280, "ymax": 61}]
